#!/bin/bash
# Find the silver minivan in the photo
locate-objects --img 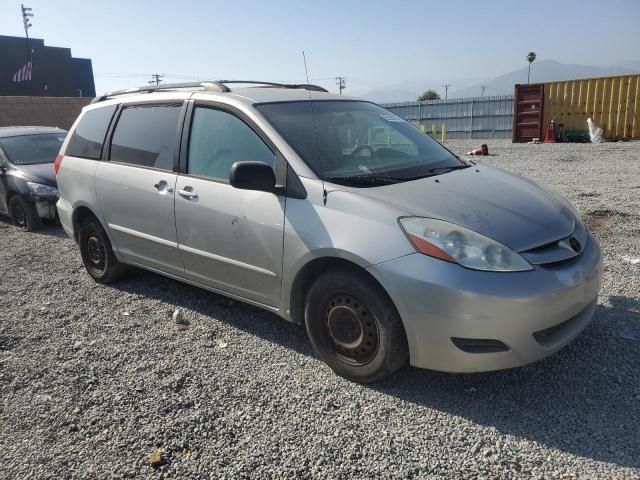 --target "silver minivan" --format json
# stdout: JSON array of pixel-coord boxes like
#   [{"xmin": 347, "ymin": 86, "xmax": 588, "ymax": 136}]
[{"xmin": 56, "ymin": 81, "xmax": 602, "ymax": 383}]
